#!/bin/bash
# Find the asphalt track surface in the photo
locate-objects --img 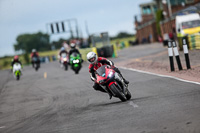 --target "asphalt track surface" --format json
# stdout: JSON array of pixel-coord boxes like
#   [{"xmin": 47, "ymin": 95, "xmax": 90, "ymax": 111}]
[{"xmin": 0, "ymin": 45, "xmax": 200, "ymax": 133}]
